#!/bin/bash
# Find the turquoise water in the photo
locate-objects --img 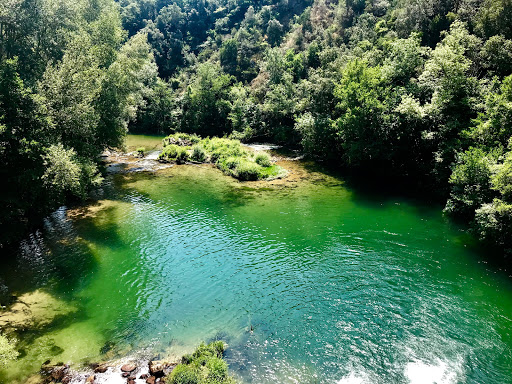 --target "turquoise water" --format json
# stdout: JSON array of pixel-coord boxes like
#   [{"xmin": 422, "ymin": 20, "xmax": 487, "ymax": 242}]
[{"xmin": 1, "ymin": 155, "xmax": 512, "ymax": 383}]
